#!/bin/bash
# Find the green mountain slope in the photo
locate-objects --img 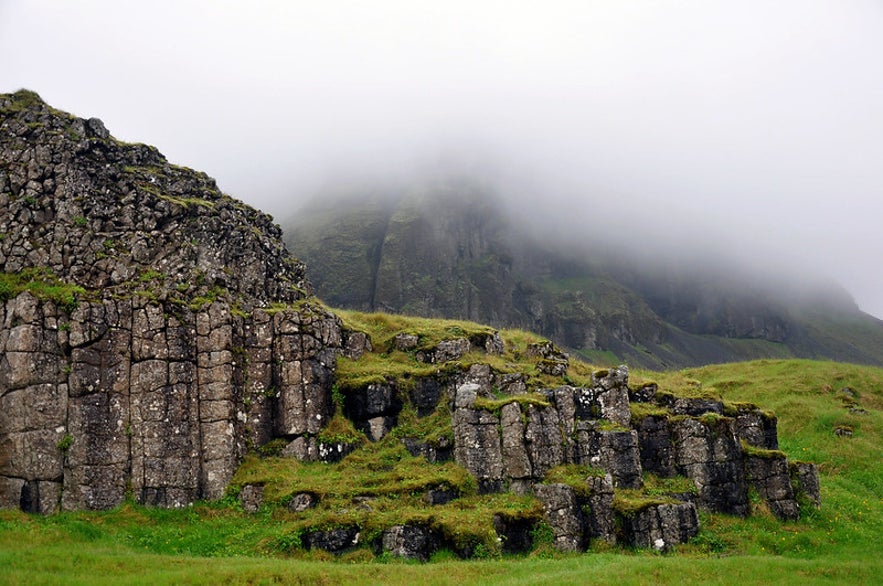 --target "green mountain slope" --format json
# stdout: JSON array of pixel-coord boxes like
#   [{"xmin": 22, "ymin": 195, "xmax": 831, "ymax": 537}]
[{"xmin": 284, "ymin": 182, "xmax": 883, "ymax": 369}]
